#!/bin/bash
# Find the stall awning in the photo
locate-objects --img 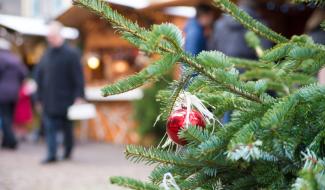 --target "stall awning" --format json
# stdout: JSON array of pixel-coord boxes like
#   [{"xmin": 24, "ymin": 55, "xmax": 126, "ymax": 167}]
[
  {"xmin": 0, "ymin": 14, "xmax": 79, "ymax": 39},
  {"xmin": 106, "ymin": 0, "xmax": 201, "ymax": 17},
  {"xmin": 85, "ymin": 87, "xmax": 143, "ymax": 101}
]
